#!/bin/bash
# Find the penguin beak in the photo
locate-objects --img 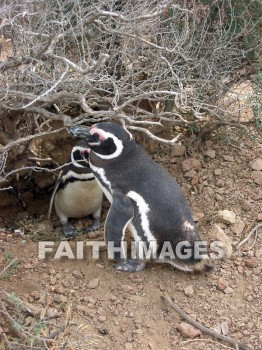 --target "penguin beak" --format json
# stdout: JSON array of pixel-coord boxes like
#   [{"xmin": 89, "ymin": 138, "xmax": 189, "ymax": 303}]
[{"xmin": 67, "ymin": 126, "xmax": 99, "ymax": 143}]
